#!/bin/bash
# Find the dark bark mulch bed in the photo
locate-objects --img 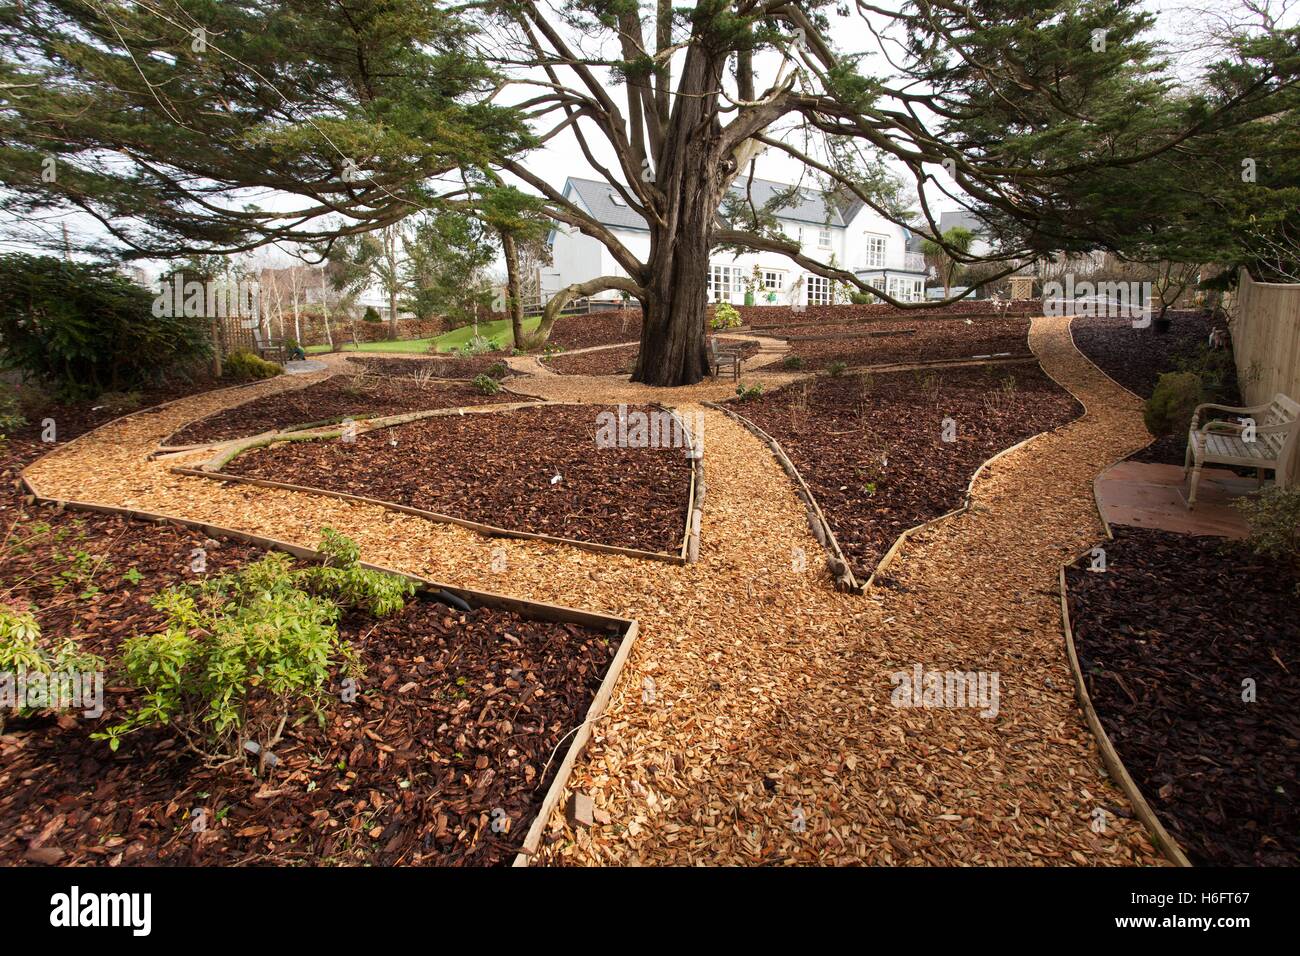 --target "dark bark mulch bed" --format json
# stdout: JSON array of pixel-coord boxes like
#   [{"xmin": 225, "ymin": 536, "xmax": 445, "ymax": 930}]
[
  {"xmin": 165, "ymin": 376, "xmax": 521, "ymax": 447},
  {"xmin": 0, "ymin": 506, "xmax": 617, "ymax": 866},
  {"xmin": 223, "ymin": 404, "xmax": 692, "ymax": 554},
  {"xmin": 1070, "ymin": 311, "xmax": 1240, "ymax": 465},
  {"xmin": 1065, "ymin": 527, "xmax": 1299, "ymax": 866},
  {"xmin": 347, "ymin": 355, "xmax": 515, "ymax": 380},
  {"xmin": 545, "ymin": 310, "xmax": 643, "ymax": 351},
  {"xmin": 735, "ymin": 365, "xmax": 1082, "ymax": 577},
  {"xmin": 773, "ymin": 317, "xmax": 1031, "ymax": 372},
  {"xmin": 740, "ymin": 300, "xmax": 1044, "ymax": 329},
  {"xmin": 543, "ymin": 340, "xmax": 761, "ymax": 376}
]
